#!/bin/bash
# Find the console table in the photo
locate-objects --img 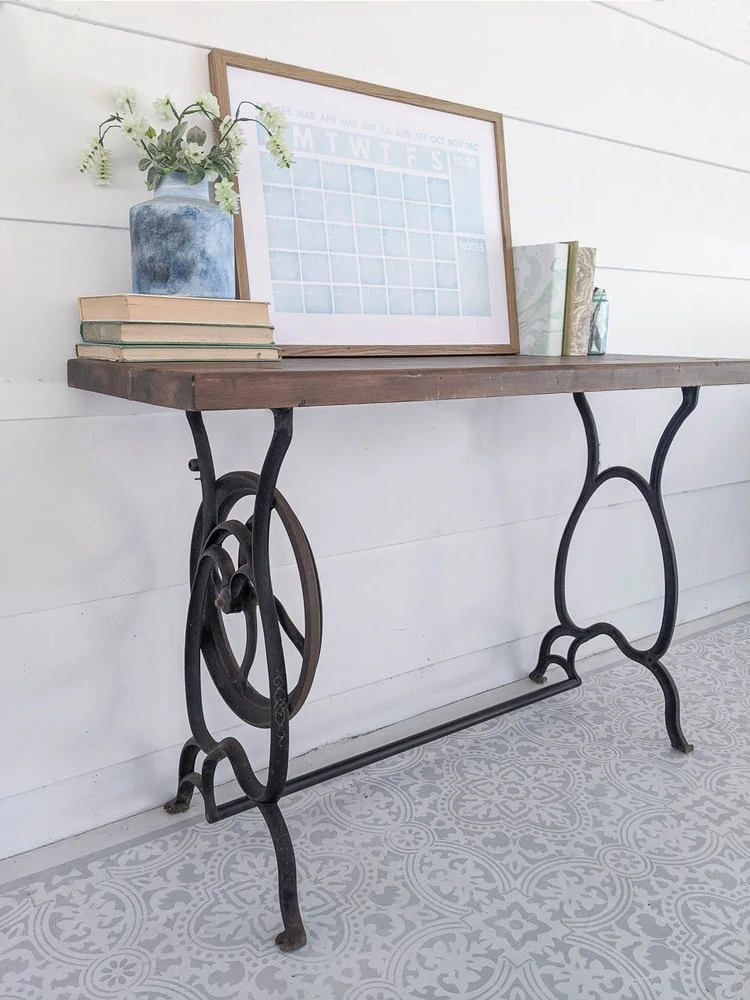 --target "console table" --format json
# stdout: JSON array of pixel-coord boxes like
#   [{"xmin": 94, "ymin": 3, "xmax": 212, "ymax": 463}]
[{"xmin": 68, "ymin": 354, "xmax": 750, "ymax": 952}]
